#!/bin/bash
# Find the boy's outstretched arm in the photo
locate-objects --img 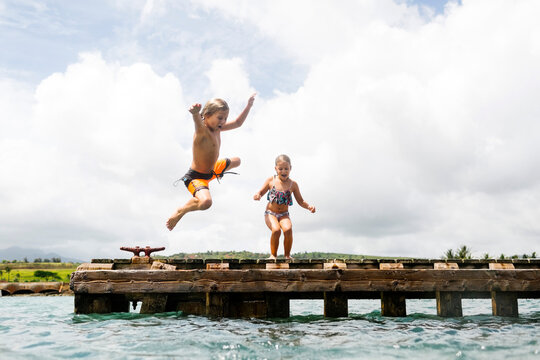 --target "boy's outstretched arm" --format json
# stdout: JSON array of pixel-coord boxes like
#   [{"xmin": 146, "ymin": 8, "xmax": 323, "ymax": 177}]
[
  {"xmin": 221, "ymin": 93, "xmax": 256, "ymax": 131},
  {"xmin": 189, "ymin": 103, "xmax": 205, "ymax": 132}
]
